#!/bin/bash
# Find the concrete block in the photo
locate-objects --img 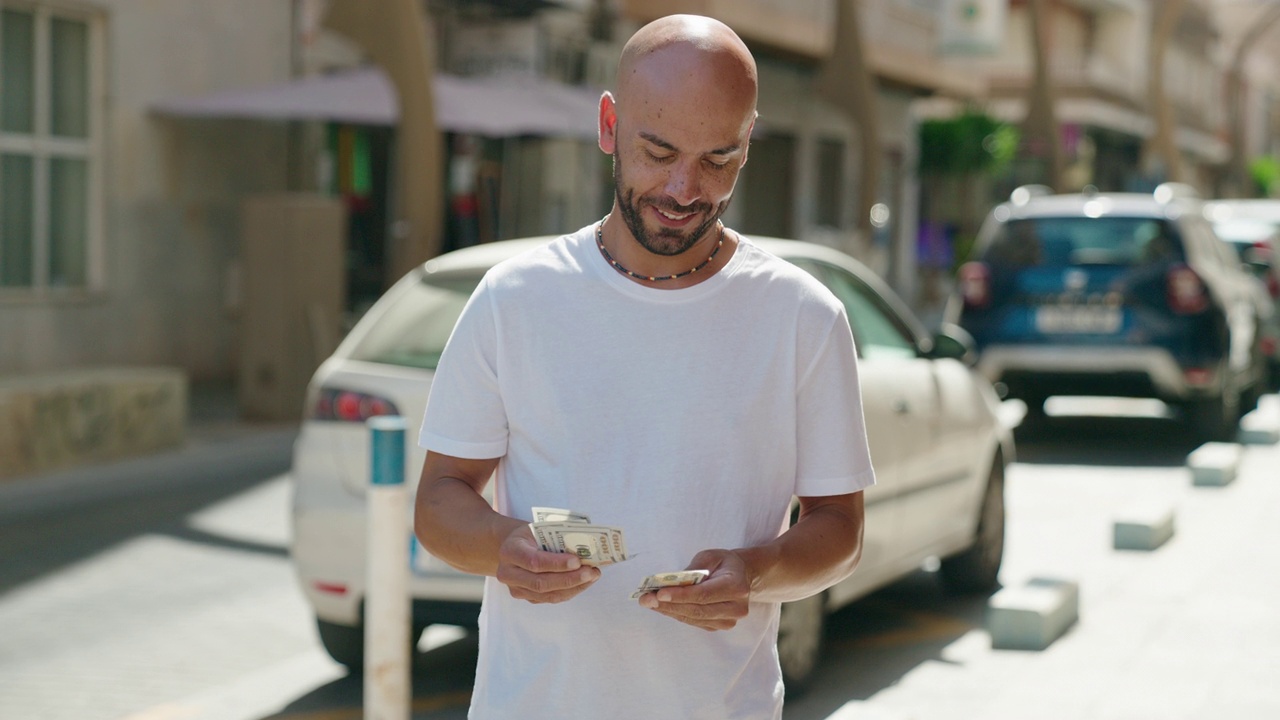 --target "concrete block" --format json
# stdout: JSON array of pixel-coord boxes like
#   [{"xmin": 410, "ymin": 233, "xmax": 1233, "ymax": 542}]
[
  {"xmin": 1113, "ymin": 504, "xmax": 1176, "ymax": 551},
  {"xmin": 987, "ymin": 577, "xmax": 1079, "ymax": 651},
  {"xmin": 1187, "ymin": 442, "xmax": 1242, "ymax": 487},
  {"xmin": 0, "ymin": 368, "xmax": 187, "ymax": 481},
  {"xmin": 1236, "ymin": 408, "xmax": 1280, "ymax": 445}
]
